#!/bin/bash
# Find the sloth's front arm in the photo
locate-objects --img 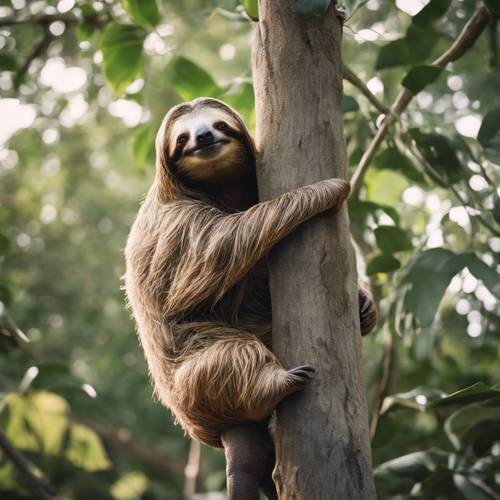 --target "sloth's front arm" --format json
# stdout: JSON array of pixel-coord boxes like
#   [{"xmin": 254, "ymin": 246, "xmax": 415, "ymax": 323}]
[{"xmin": 163, "ymin": 178, "xmax": 350, "ymax": 316}]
